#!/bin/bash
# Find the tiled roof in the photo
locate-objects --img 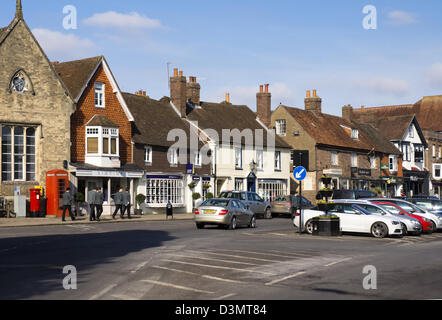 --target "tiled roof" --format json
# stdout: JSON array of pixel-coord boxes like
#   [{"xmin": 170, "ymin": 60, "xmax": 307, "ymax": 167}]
[
  {"xmin": 123, "ymin": 93, "xmax": 204, "ymax": 148},
  {"xmin": 86, "ymin": 115, "xmax": 118, "ymax": 128},
  {"xmin": 354, "ymin": 122, "xmax": 402, "ymax": 155},
  {"xmin": 282, "ymin": 106, "xmax": 374, "ymax": 151},
  {"xmin": 186, "ymin": 101, "xmax": 290, "ymax": 148},
  {"xmin": 53, "ymin": 56, "xmax": 103, "ymax": 100}
]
